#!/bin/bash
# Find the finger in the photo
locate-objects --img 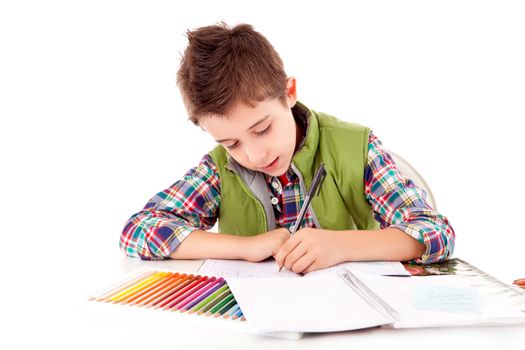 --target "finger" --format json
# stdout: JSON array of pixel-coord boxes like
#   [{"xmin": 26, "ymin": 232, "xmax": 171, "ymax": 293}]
[
  {"xmin": 275, "ymin": 236, "xmax": 300, "ymax": 267},
  {"xmin": 301, "ymin": 259, "xmax": 319, "ymax": 274},
  {"xmin": 290, "ymin": 252, "xmax": 316, "ymax": 274},
  {"xmin": 284, "ymin": 243, "xmax": 308, "ymax": 271}
]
